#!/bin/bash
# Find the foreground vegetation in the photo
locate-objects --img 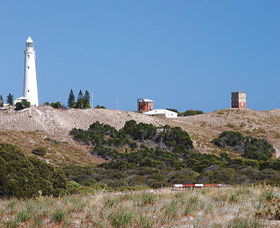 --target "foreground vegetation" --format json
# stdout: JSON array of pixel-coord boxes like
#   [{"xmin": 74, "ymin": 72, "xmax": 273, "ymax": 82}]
[{"xmin": 0, "ymin": 185, "xmax": 279, "ymax": 227}]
